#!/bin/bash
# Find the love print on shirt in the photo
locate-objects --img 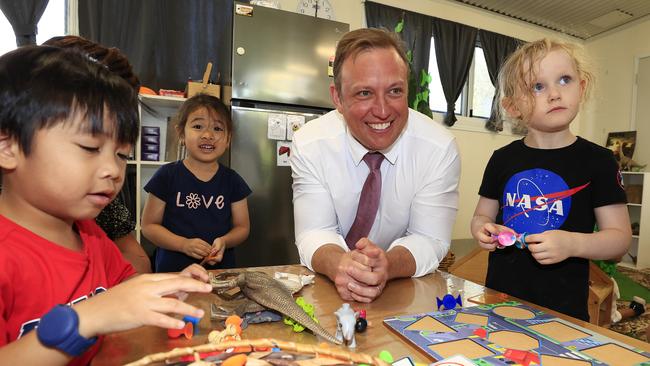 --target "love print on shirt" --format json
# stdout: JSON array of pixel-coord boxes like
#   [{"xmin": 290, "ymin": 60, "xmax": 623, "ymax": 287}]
[{"xmin": 175, "ymin": 192, "xmax": 225, "ymax": 209}]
